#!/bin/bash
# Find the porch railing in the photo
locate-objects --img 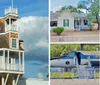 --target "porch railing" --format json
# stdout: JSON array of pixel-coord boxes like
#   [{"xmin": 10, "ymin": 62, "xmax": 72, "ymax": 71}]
[{"xmin": 0, "ymin": 63, "xmax": 23, "ymax": 72}]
